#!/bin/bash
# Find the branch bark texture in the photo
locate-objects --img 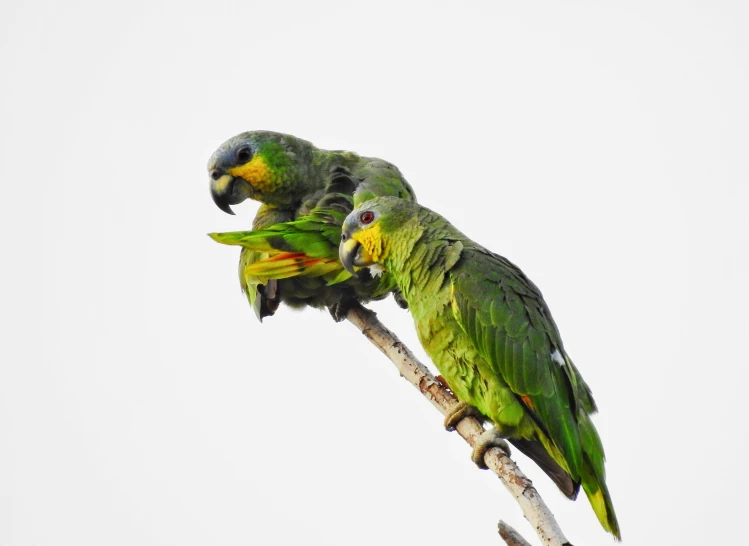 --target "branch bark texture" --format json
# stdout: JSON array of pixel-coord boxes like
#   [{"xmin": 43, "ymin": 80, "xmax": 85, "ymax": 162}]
[
  {"xmin": 499, "ymin": 520, "xmax": 533, "ymax": 546},
  {"xmin": 345, "ymin": 302, "xmax": 571, "ymax": 546}
]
